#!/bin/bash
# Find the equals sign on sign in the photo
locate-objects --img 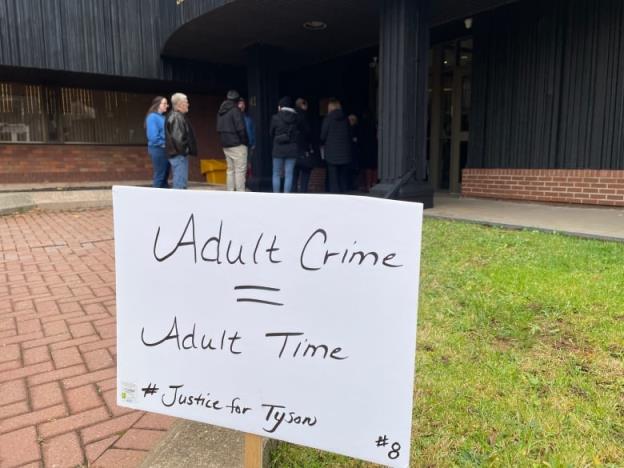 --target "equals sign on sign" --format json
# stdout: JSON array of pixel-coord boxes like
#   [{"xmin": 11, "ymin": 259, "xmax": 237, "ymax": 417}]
[{"xmin": 234, "ymin": 285, "xmax": 284, "ymax": 307}]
